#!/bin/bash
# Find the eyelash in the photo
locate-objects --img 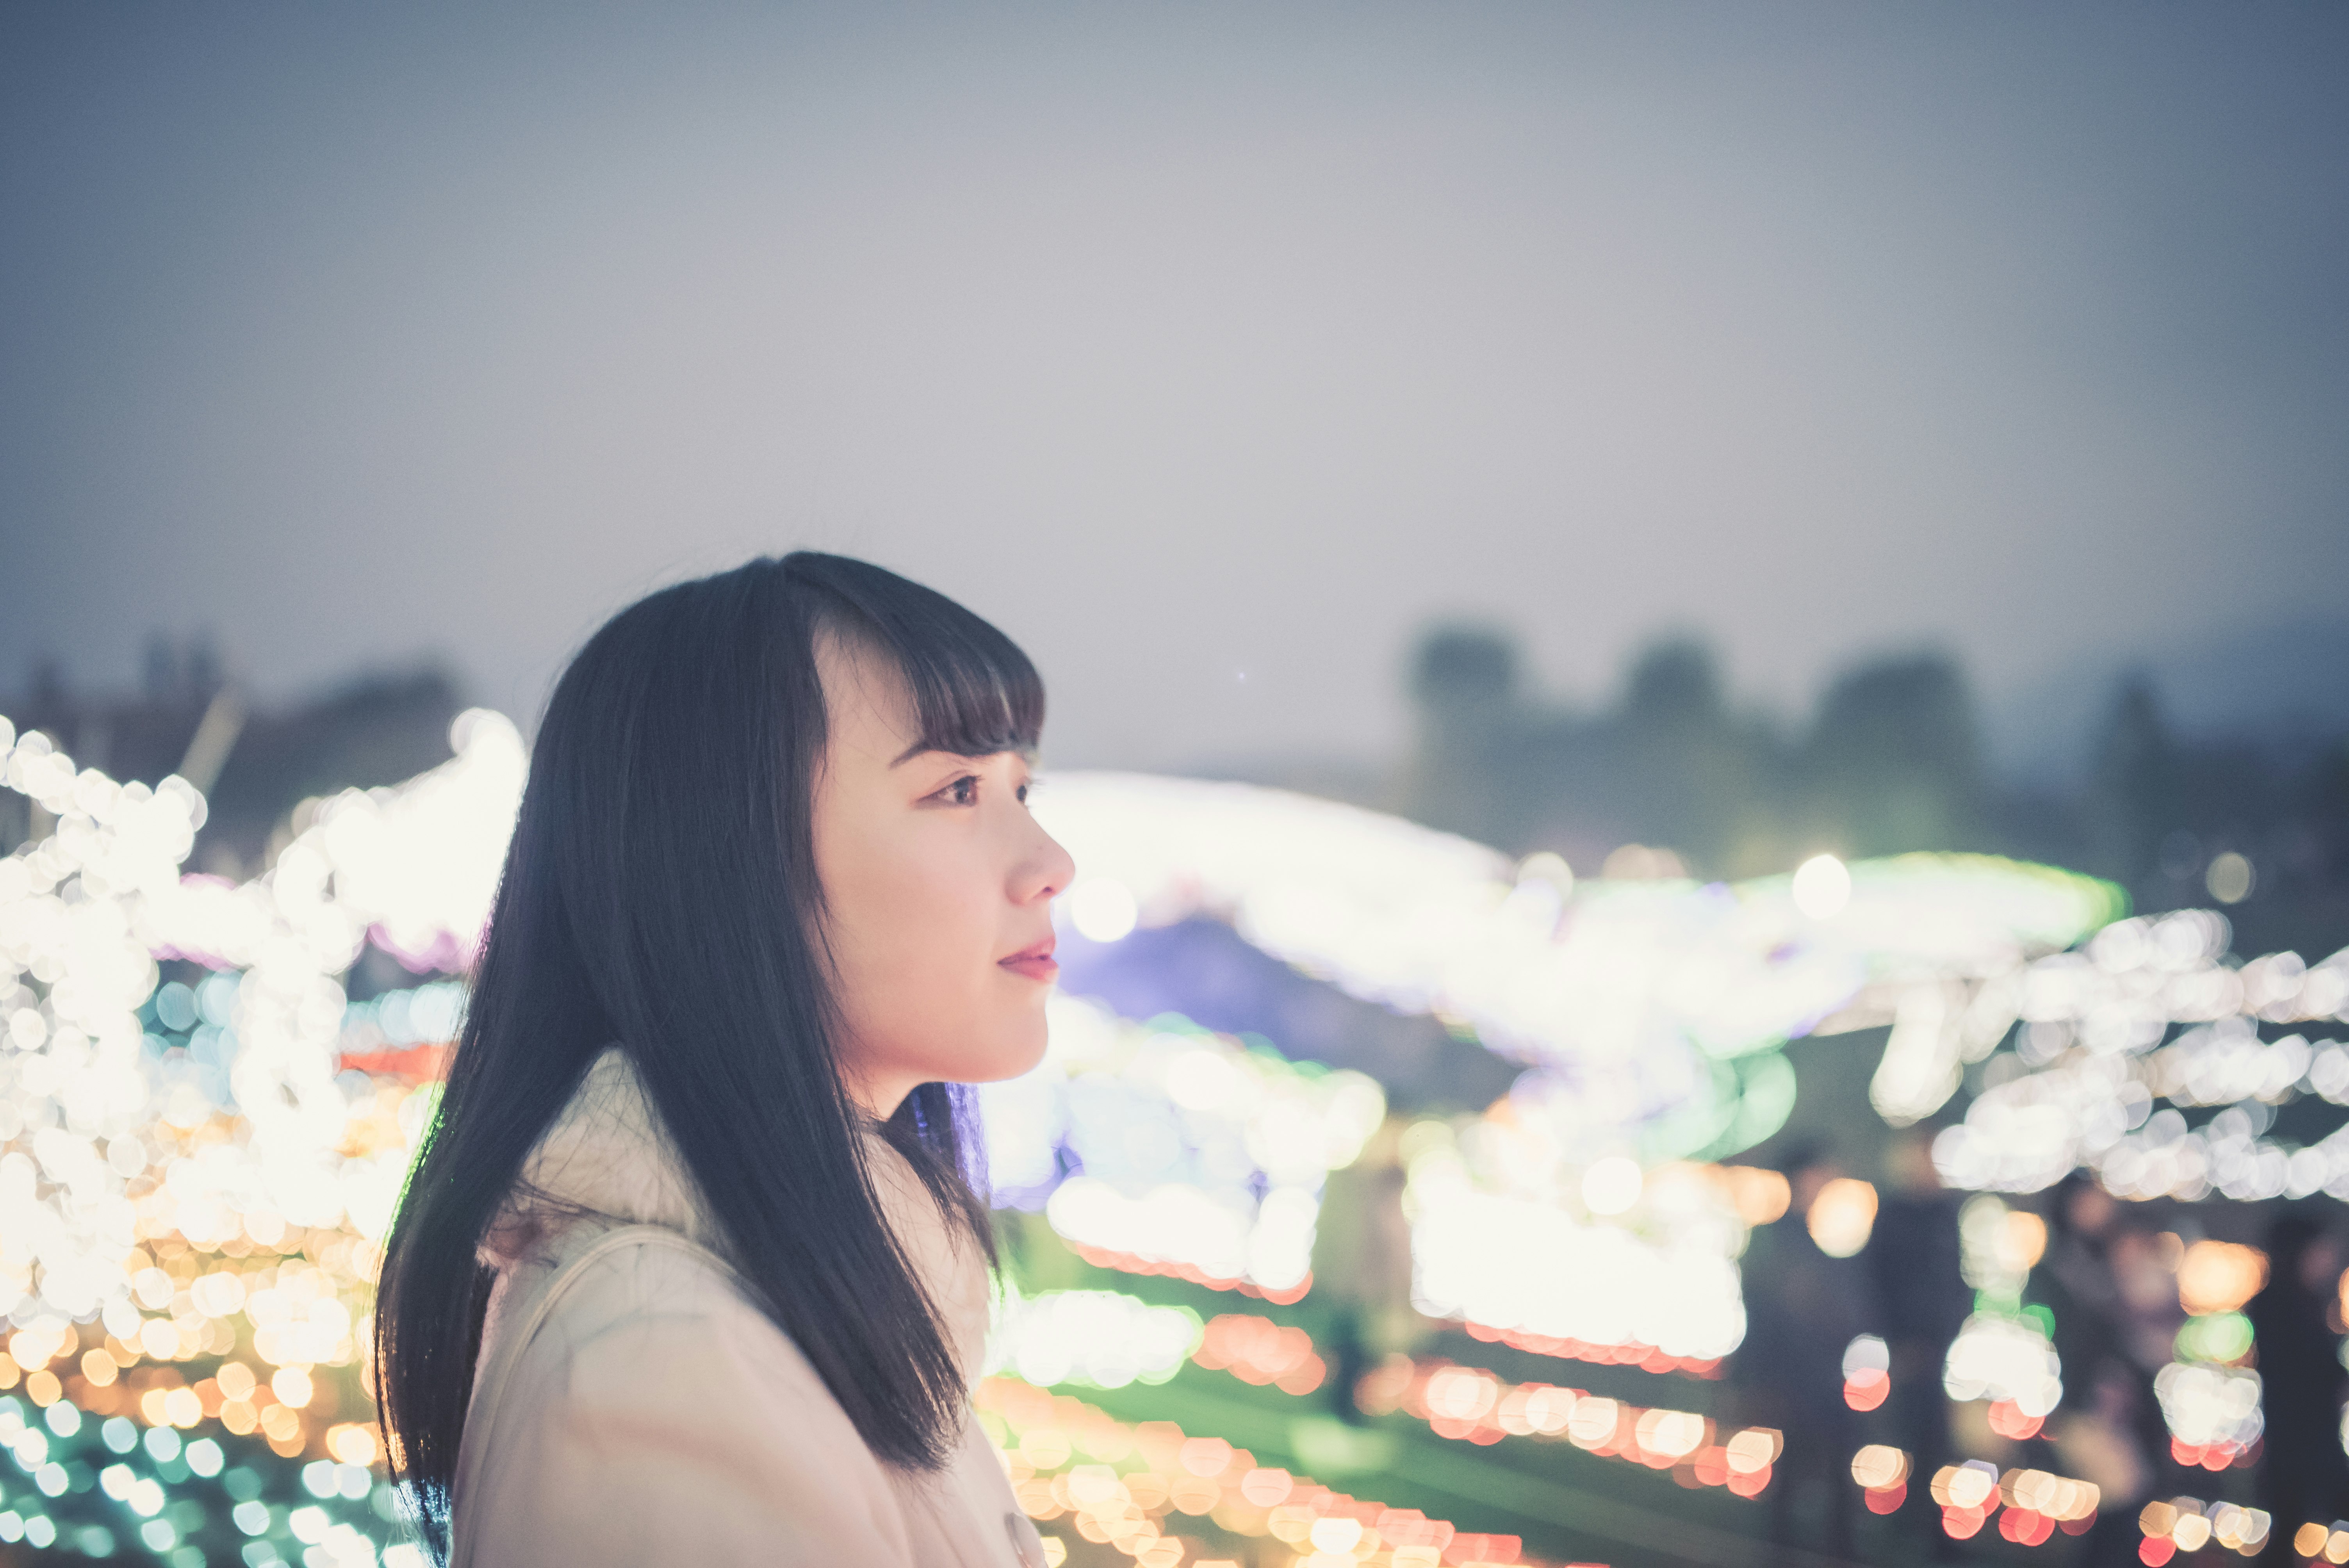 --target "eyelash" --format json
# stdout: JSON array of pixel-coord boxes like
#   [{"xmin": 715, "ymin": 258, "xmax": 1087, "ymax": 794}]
[{"xmin": 938, "ymin": 775, "xmax": 1031, "ymax": 807}]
